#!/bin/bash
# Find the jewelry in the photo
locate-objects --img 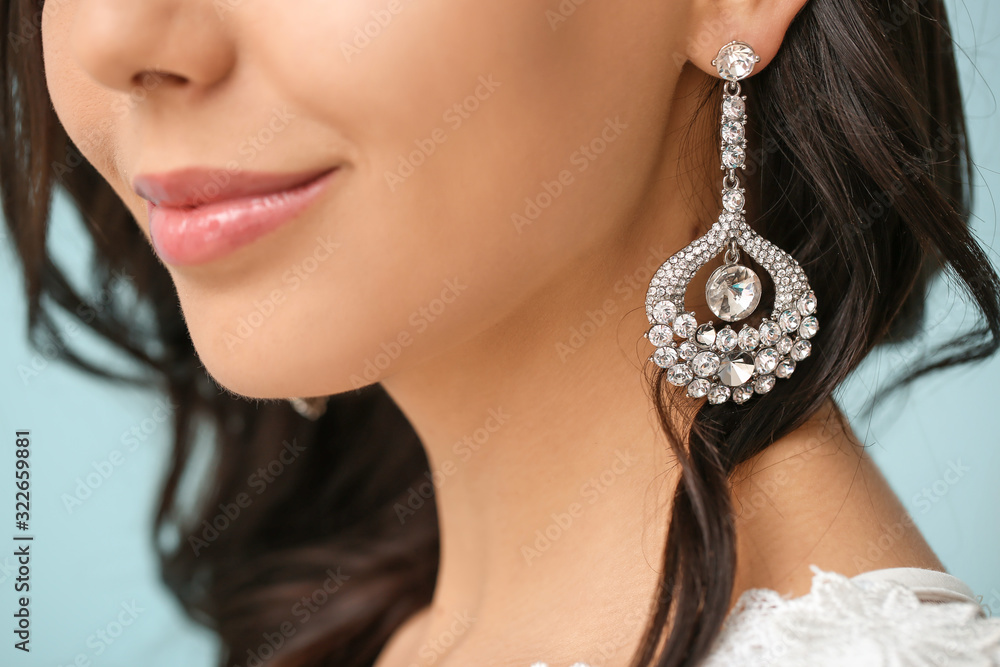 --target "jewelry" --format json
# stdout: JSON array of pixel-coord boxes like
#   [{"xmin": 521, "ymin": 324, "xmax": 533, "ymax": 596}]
[
  {"xmin": 288, "ymin": 396, "xmax": 329, "ymax": 420},
  {"xmin": 644, "ymin": 41, "xmax": 818, "ymax": 405}
]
